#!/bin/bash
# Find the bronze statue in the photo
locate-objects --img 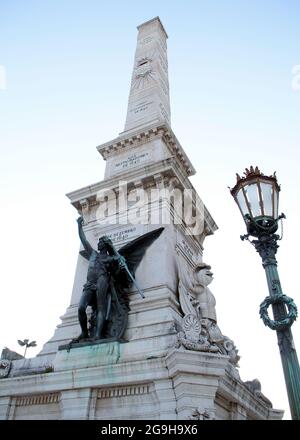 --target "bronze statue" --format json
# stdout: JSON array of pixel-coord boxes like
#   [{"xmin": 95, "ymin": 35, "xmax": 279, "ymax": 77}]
[{"xmin": 73, "ymin": 217, "xmax": 163, "ymax": 342}]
